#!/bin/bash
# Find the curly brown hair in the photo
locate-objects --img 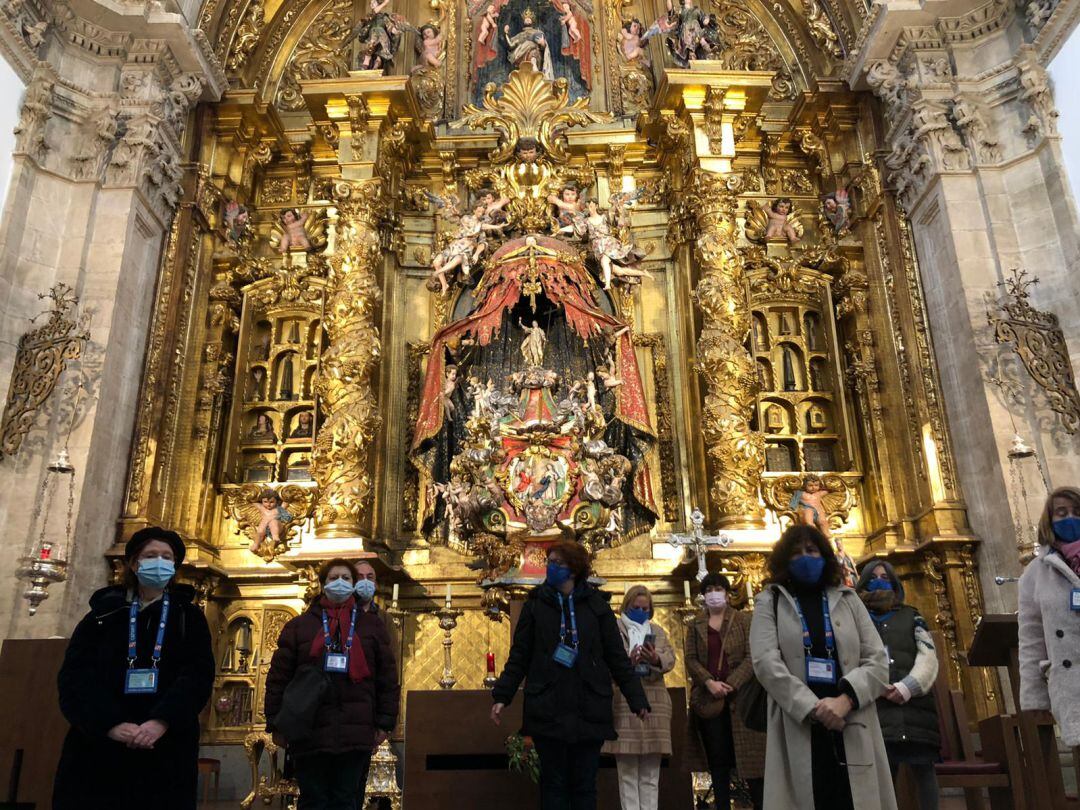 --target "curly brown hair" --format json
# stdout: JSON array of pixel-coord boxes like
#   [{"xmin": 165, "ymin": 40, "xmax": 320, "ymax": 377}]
[
  {"xmin": 547, "ymin": 541, "xmax": 592, "ymax": 582},
  {"xmin": 765, "ymin": 524, "xmax": 843, "ymax": 587},
  {"xmin": 318, "ymin": 558, "xmax": 359, "ymax": 584}
]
